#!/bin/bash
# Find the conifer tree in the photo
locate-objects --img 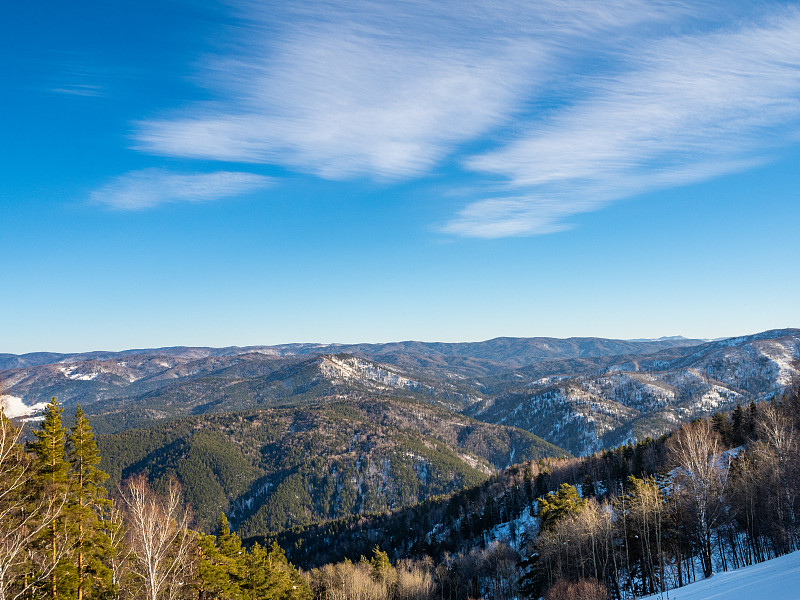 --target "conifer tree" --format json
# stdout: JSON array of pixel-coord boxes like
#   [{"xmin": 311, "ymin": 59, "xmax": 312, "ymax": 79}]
[
  {"xmin": 538, "ymin": 483, "xmax": 587, "ymax": 531},
  {"xmin": 523, "ymin": 463, "xmax": 535, "ymax": 502},
  {"xmin": 68, "ymin": 405, "xmax": 113, "ymax": 600},
  {"xmin": 369, "ymin": 546, "xmax": 396, "ymax": 588},
  {"xmin": 28, "ymin": 398, "xmax": 73, "ymax": 600},
  {"xmin": 250, "ymin": 543, "xmax": 311, "ymax": 600},
  {"xmin": 197, "ymin": 514, "xmax": 243, "ymax": 600}
]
